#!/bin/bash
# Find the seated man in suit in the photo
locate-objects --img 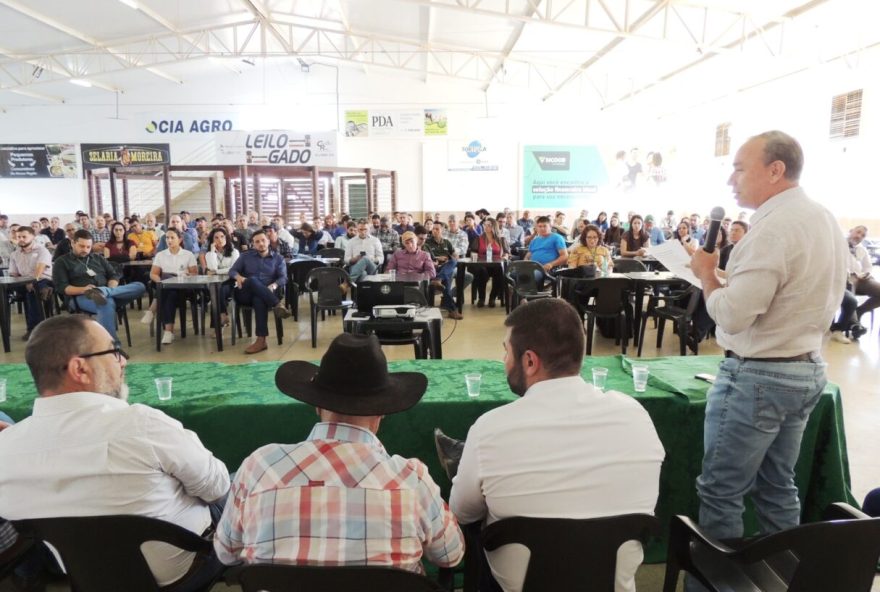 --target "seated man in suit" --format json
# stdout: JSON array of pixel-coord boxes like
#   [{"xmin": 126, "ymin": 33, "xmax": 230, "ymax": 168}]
[
  {"xmin": 449, "ymin": 299, "xmax": 664, "ymax": 592},
  {"xmin": 52, "ymin": 229, "xmax": 146, "ymax": 346},
  {"xmin": 0, "ymin": 315, "xmax": 230, "ymax": 592},
  {"xmin": 215, "ymin": 333, "xmax": 464, "ymax": 574}
]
